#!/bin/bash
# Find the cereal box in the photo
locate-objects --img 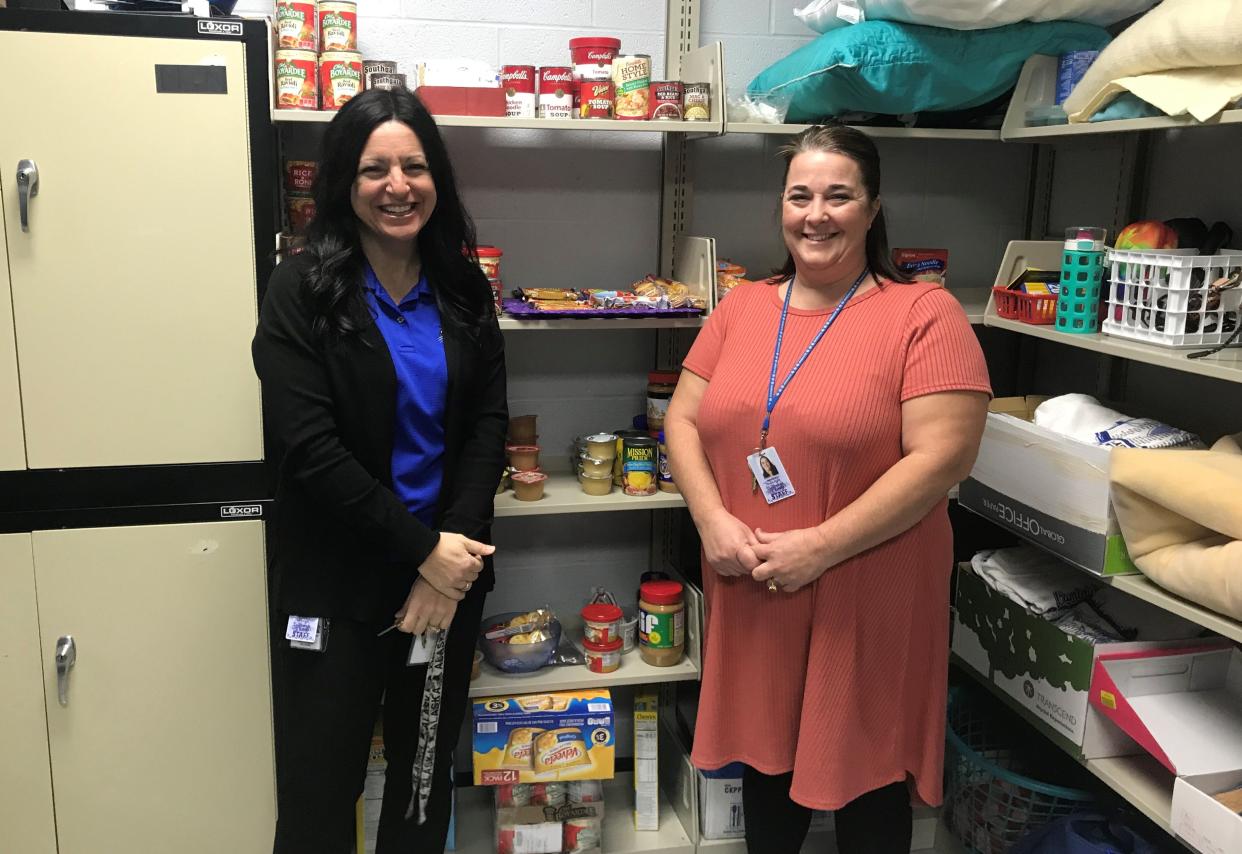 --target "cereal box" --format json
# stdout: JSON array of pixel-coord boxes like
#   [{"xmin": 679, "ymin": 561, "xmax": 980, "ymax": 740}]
[{"xmin": 473, "ymin": 690, "xmax": 615, "ymax": 785}]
